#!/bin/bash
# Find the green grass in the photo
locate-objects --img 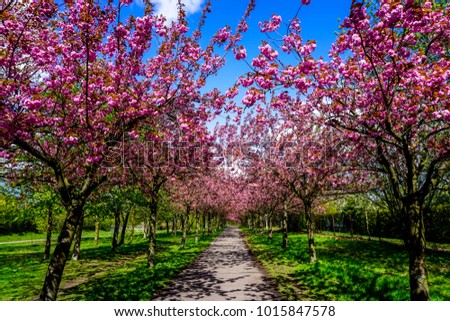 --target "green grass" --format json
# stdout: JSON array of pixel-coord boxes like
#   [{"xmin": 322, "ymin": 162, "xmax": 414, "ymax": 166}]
[
  {"xmin": 244, "ymin": 229, "xmax": 450, "ymax": 301},
  {"xmin": 0, "ymin": 232, "xmax": 53, "ymax": 243},
  {"xmin": 0, "ymin": 230, "xmax": 222, "ymax": 300},
  {"xmin": 317, "ymin": 230, "xmax": 450, "ymax": 251}
]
